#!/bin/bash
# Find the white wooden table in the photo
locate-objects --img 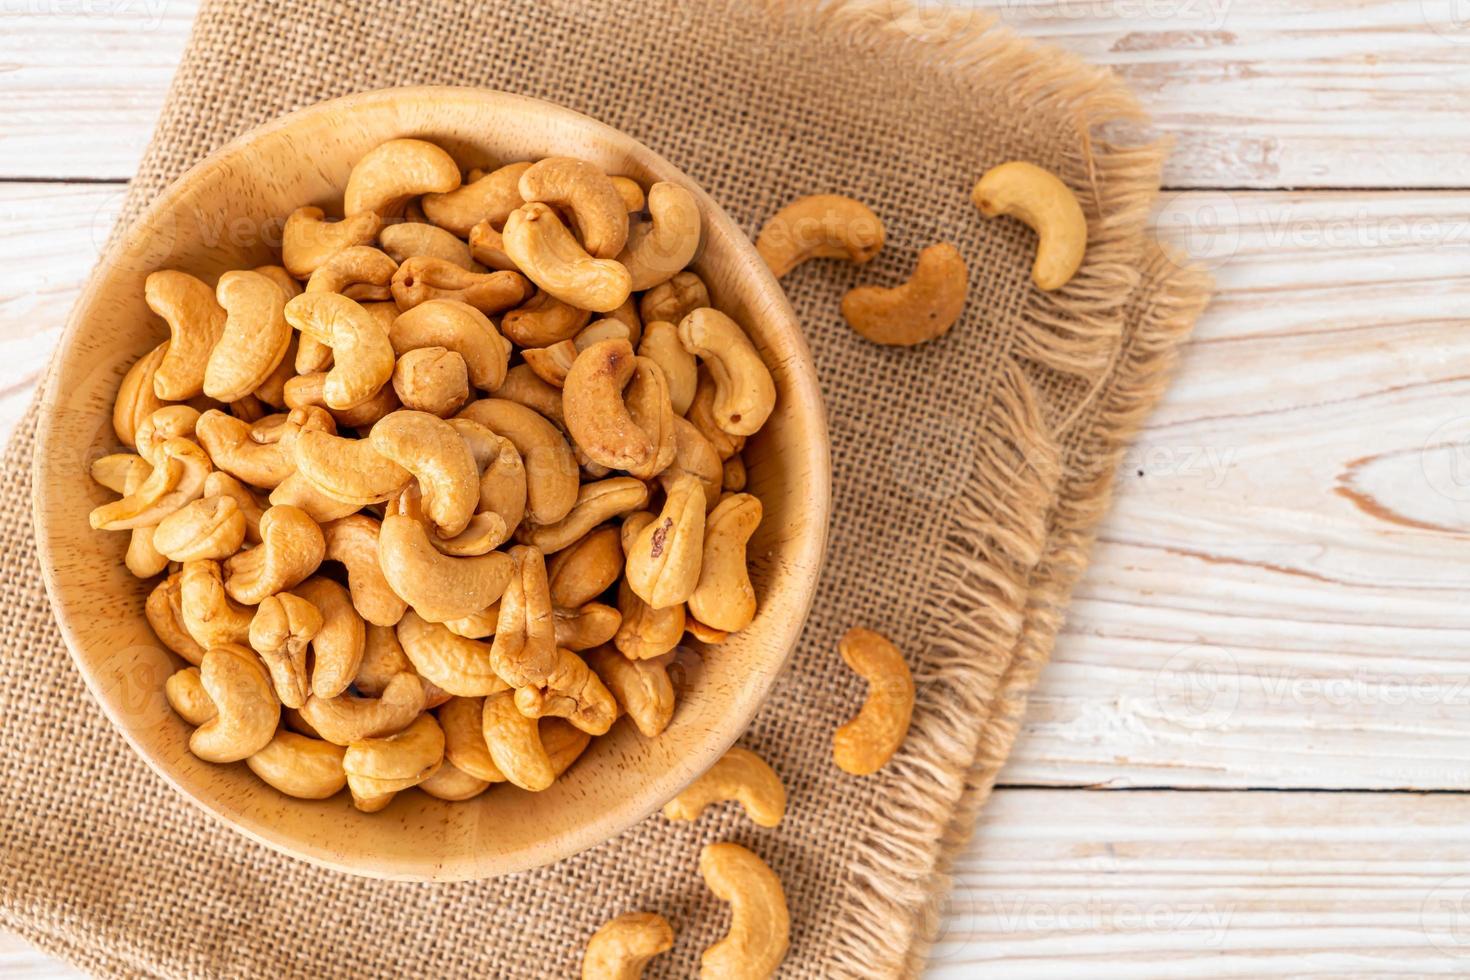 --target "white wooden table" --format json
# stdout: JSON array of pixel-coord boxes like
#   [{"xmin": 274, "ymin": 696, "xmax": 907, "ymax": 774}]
[{"xmin": 5, "ymin": 2, "xmax": 1470, "ymax": 975}]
